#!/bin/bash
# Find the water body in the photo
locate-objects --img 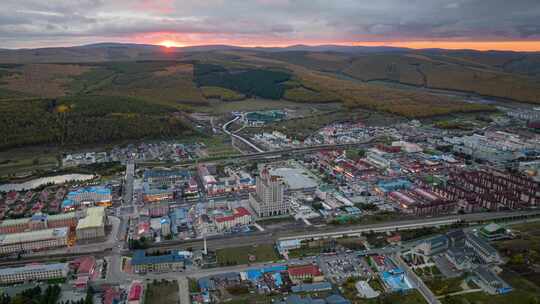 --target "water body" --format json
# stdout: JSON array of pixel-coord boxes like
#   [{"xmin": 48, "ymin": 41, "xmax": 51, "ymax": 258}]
[{"xmin": 0, "ymin": 174, "xmax": 95, "ymax": 192}]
